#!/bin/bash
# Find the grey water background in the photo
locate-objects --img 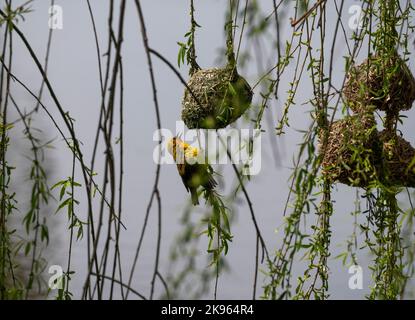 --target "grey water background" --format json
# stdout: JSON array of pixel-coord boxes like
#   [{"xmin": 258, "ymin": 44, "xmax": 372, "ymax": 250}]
[{"xmin": 9, "ymin": 0, "xmax": 415, "ymax": 299}]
